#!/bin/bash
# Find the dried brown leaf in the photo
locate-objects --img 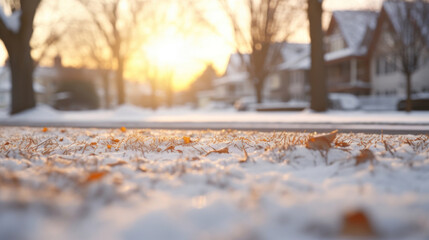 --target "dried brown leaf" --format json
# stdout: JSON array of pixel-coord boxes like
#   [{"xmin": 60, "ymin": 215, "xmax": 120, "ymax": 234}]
[
  {"xmin": 306, "ymin": 130, "xmax": 338, "ymax": 150},
  {"xmin": 183, "ymin": 136, "xmax": 192, "ymax": 144},
  {"xmin": 107, "ymin": 160, "xmax": 127, "ymax": 167},
  {"xmin": 340, "ymin": 210, "xmax": 376, "ymax": 237},
  {"xmin": 84, "ymin": 171, "xmax": 107, "ymax": 183},
  {"xmin": 356, "ymin": 149, "xmax": 375, "ymax": 165},
  {"xmin": 205, "ymin": 147, "xmax": 229, "ymax": 156}
]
